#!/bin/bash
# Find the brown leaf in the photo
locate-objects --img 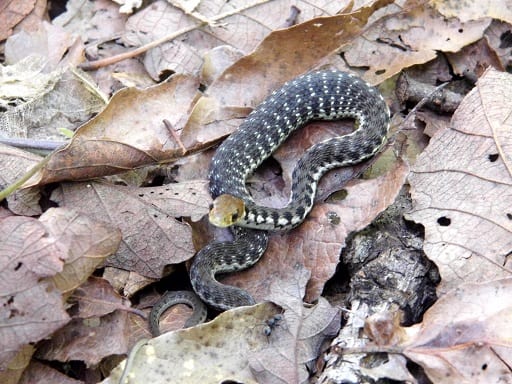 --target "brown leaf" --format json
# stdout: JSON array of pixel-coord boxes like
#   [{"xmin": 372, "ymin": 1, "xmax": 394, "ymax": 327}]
[
  {"xmin": 484, "ymin": 20, "xmax": 512, "ymax": 70},
  {"xmin": 0, "ymin": 144, "xmax": 42, "ymax": 216},
  {"xmin": 40, "ymin": 208, "xmax": 123, "ymax": 296},
  {"xmin": 0, "ymin": 345, "xmax": 34, "ymax": 384},
  {"xmin": 0, "ymin": 216, "xmax": 69, "ymax": 369},
  {"xmin": 5, "ymin": 21, "xmax": 75, "ymax": 68},
  {"xmin": 446, "ymin": 38, "xmax": 504, "ymax": 77},
  {"xmin": 0, "ymin": 56, "xmax": 105, "ymax": 141},
  {"xmin": 51, "ymin": 180, "xmax": 209, "ymax": 278},
  {"xmin": 36, "ymin": 311, "xmax": 130, "ymax": 367},
  {"xmin": 0, "ymin": 208, "xmax": 120, "ymax": 369},
  {"xmin": 251, "ymin": 269, "xmax": 341, "ymax": 382},
  {"xmin": 0, "ymin": 0, "xmax": 36, "ymax": 41},
  {"xmin": 28, "ymin": 74, "xmax": 201, "ymax": 186},
  {"xmin": 406, "ymin": 68, "xmax": 512, "ymax": 294},
  {"xmin": 70, "ymin": 276, "xmax": 127, "ymax": 318},
  {"xmin": 106, "ymin": 303, "xmax": 276, "ymax": 383},
  {"xmin": 344, "ymin": 2, "xmax": 492, "ymax": 83},
  {"xmin": 251, "ymin": 299, "xmax": 340, "ymax": 383},
  {"xmin": 401, "ymin": 278, "xmax": 512, "ymax": 383}
]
